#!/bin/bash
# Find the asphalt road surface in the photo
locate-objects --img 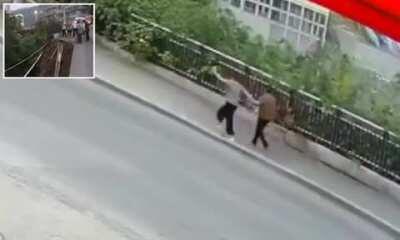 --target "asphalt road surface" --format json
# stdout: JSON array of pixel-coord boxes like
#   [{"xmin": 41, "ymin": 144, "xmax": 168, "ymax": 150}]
[{"xmin": 0, "ymin": 80, "xmax": 395, "ymax": 240}]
